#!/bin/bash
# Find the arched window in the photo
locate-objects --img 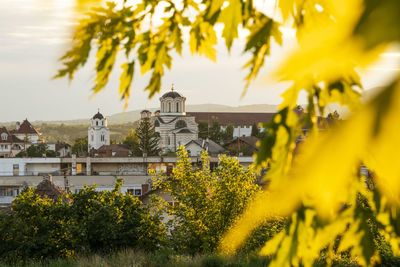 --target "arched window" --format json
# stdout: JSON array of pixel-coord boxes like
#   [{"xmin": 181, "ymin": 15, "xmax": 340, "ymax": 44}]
[
  {"xmin": 168, "ymin": 102, "xmax": 171, "ymax": 112},
  {"xmin": 154, "ymin": 120, "xmax": 160, "ymax": 127},
  {"xmin": 176, "ymin": 102, "xmax": 179, "ymax": 112},
  {"xmin": 96, "ymin": 121, "xmax": 98, "ymax": 126},
  {"xmin": 166, "ymin": 136, "xmax": 170, "ymax": 145},
  {"xmin": 175, "ymin": 120, "xmax": 187, "ymax": 129}
]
